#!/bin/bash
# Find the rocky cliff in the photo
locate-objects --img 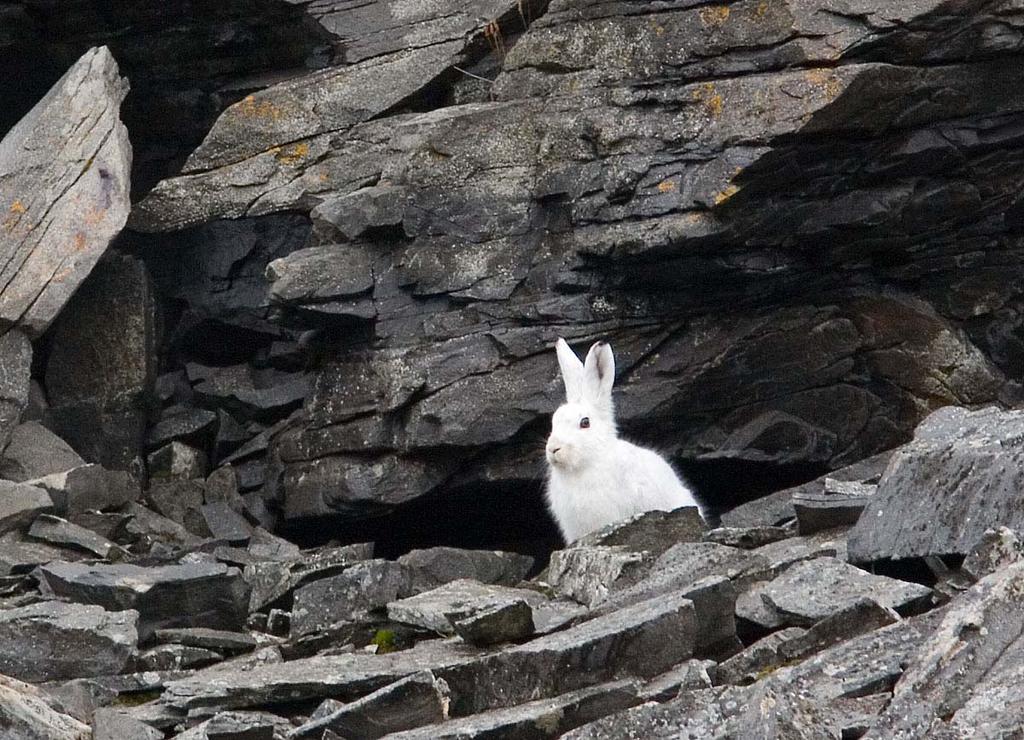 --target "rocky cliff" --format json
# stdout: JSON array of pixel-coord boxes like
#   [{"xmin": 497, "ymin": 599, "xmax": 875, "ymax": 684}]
[{"xmin": 3, "ymin": 0, "xmax": 1024, "ymax": 736}]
